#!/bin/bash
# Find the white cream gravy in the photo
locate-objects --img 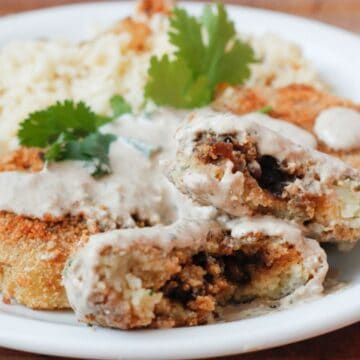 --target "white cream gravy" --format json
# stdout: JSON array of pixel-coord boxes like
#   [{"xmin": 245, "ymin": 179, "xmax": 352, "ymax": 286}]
[
  {"xmin": 314, "ymin": 107, "xmax": 360, "ymax": 151},
  {"xmin": 0, "ymin": 109, "xmax": 184, "ymax": 228},
  {"xmin": 246, "ymin": 113, "xmax": 317, "ymax": 149},
  {"xmin": 0, "ymin": 109, "xmax": 317, "ymax": 226}
]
